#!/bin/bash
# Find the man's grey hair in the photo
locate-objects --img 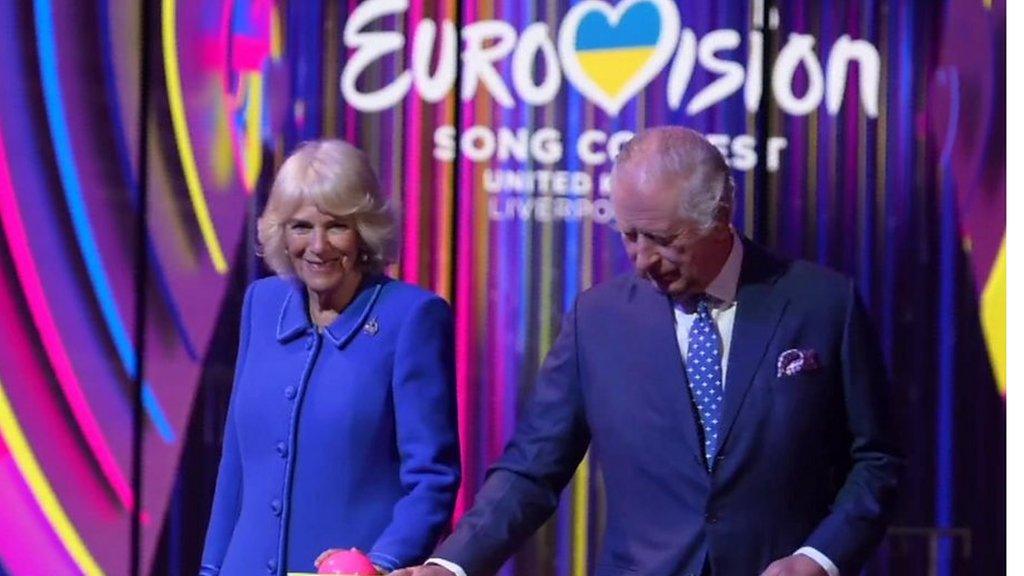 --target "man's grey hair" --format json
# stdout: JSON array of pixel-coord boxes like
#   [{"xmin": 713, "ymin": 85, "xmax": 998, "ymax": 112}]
[{"xmin": 612, "ymin": 126, "xmax": 735, "ymax": 233}]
